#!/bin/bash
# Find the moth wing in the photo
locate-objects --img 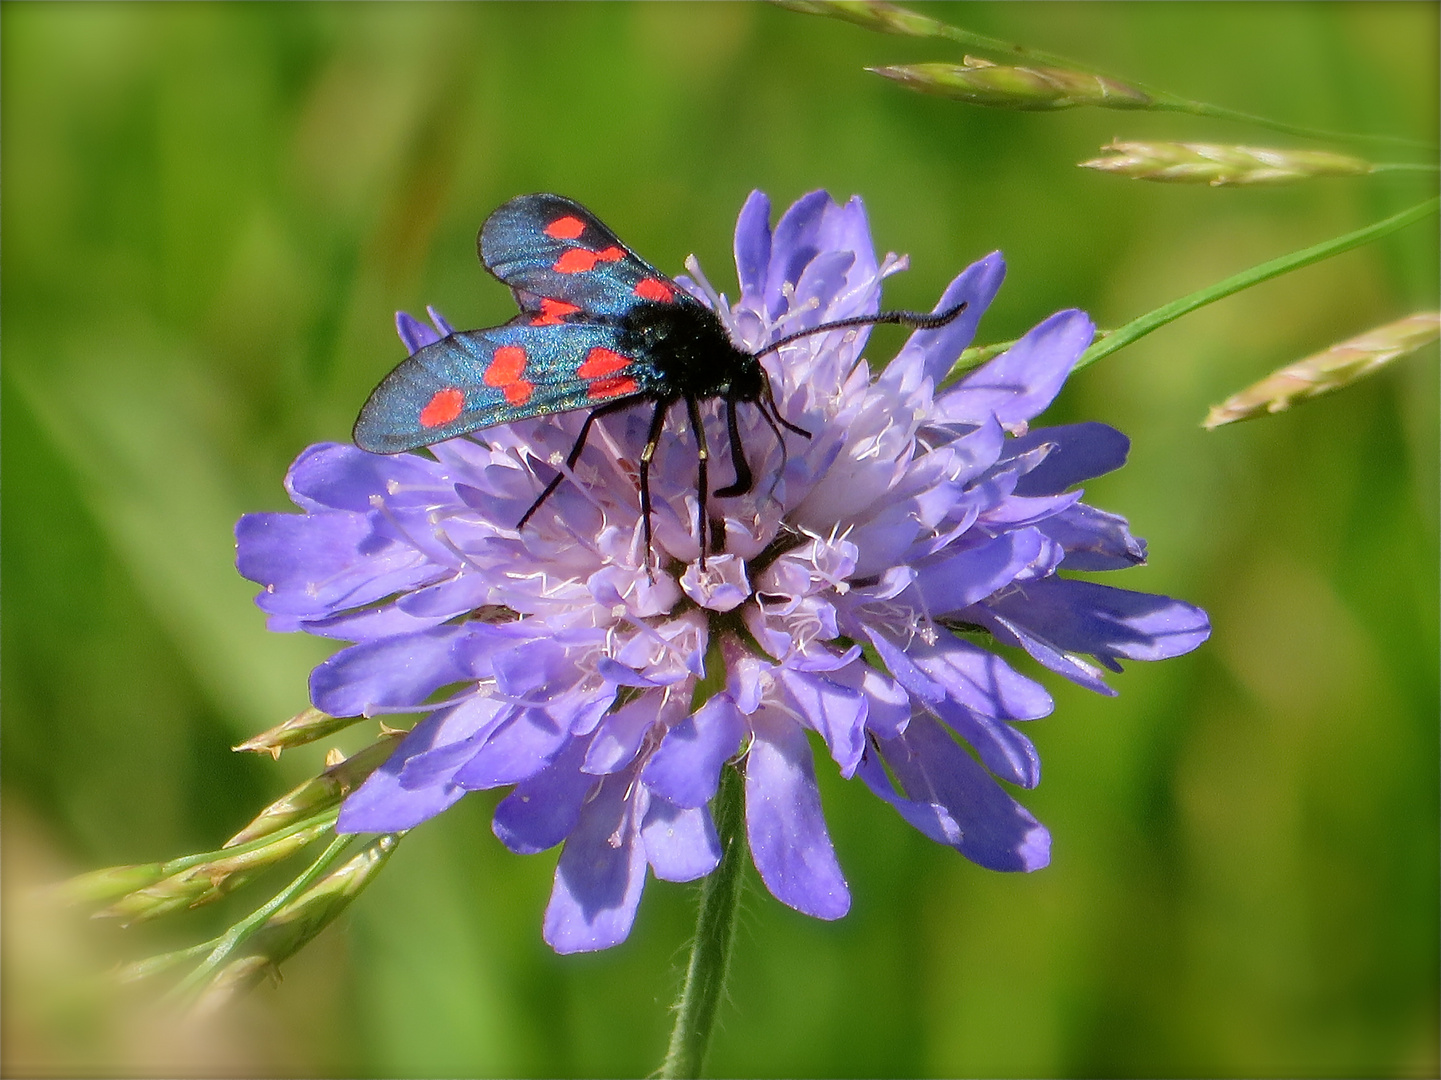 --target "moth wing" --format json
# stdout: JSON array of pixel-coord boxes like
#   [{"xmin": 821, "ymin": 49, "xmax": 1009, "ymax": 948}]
[
  {"xmin": 353, "ymin": 323, "xmax": 654, "ymax": 453},
  {"xmin": 480, "ymin": 193, "xmax": 692, "ymax": 320}
]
